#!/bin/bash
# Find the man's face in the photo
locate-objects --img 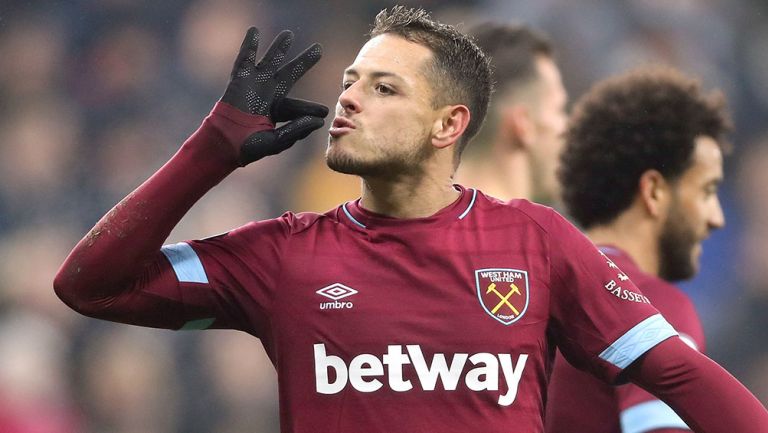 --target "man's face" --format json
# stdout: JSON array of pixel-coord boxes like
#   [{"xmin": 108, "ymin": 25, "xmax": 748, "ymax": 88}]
[
  {"xmin": 528, "ymin": 56, "xmax": 568, "ymax": 204},
  {"xmin": 659, "ymin": 136, "xmax": 725, "ymax": 281},
  {"xmin": 326, "ymin": 34, "xmax": 440, "ymax": 177}
]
